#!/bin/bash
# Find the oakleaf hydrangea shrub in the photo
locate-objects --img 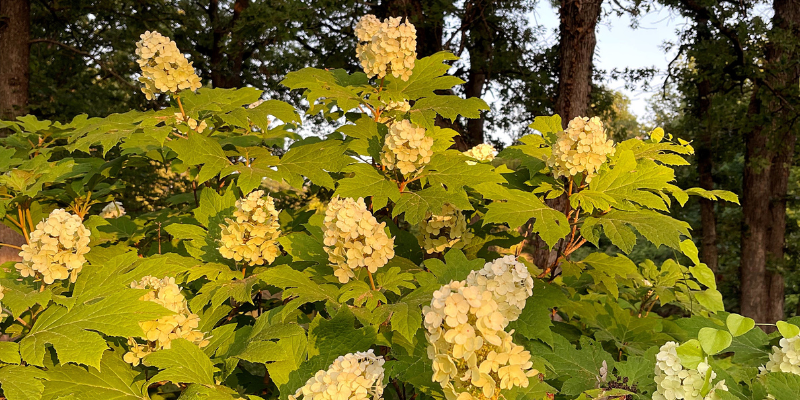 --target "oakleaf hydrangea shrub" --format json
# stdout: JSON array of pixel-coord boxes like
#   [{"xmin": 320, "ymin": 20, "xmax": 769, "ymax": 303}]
[{"xmin": 0, "ymin": 18, "xmax": 795, "ymax": 400}]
